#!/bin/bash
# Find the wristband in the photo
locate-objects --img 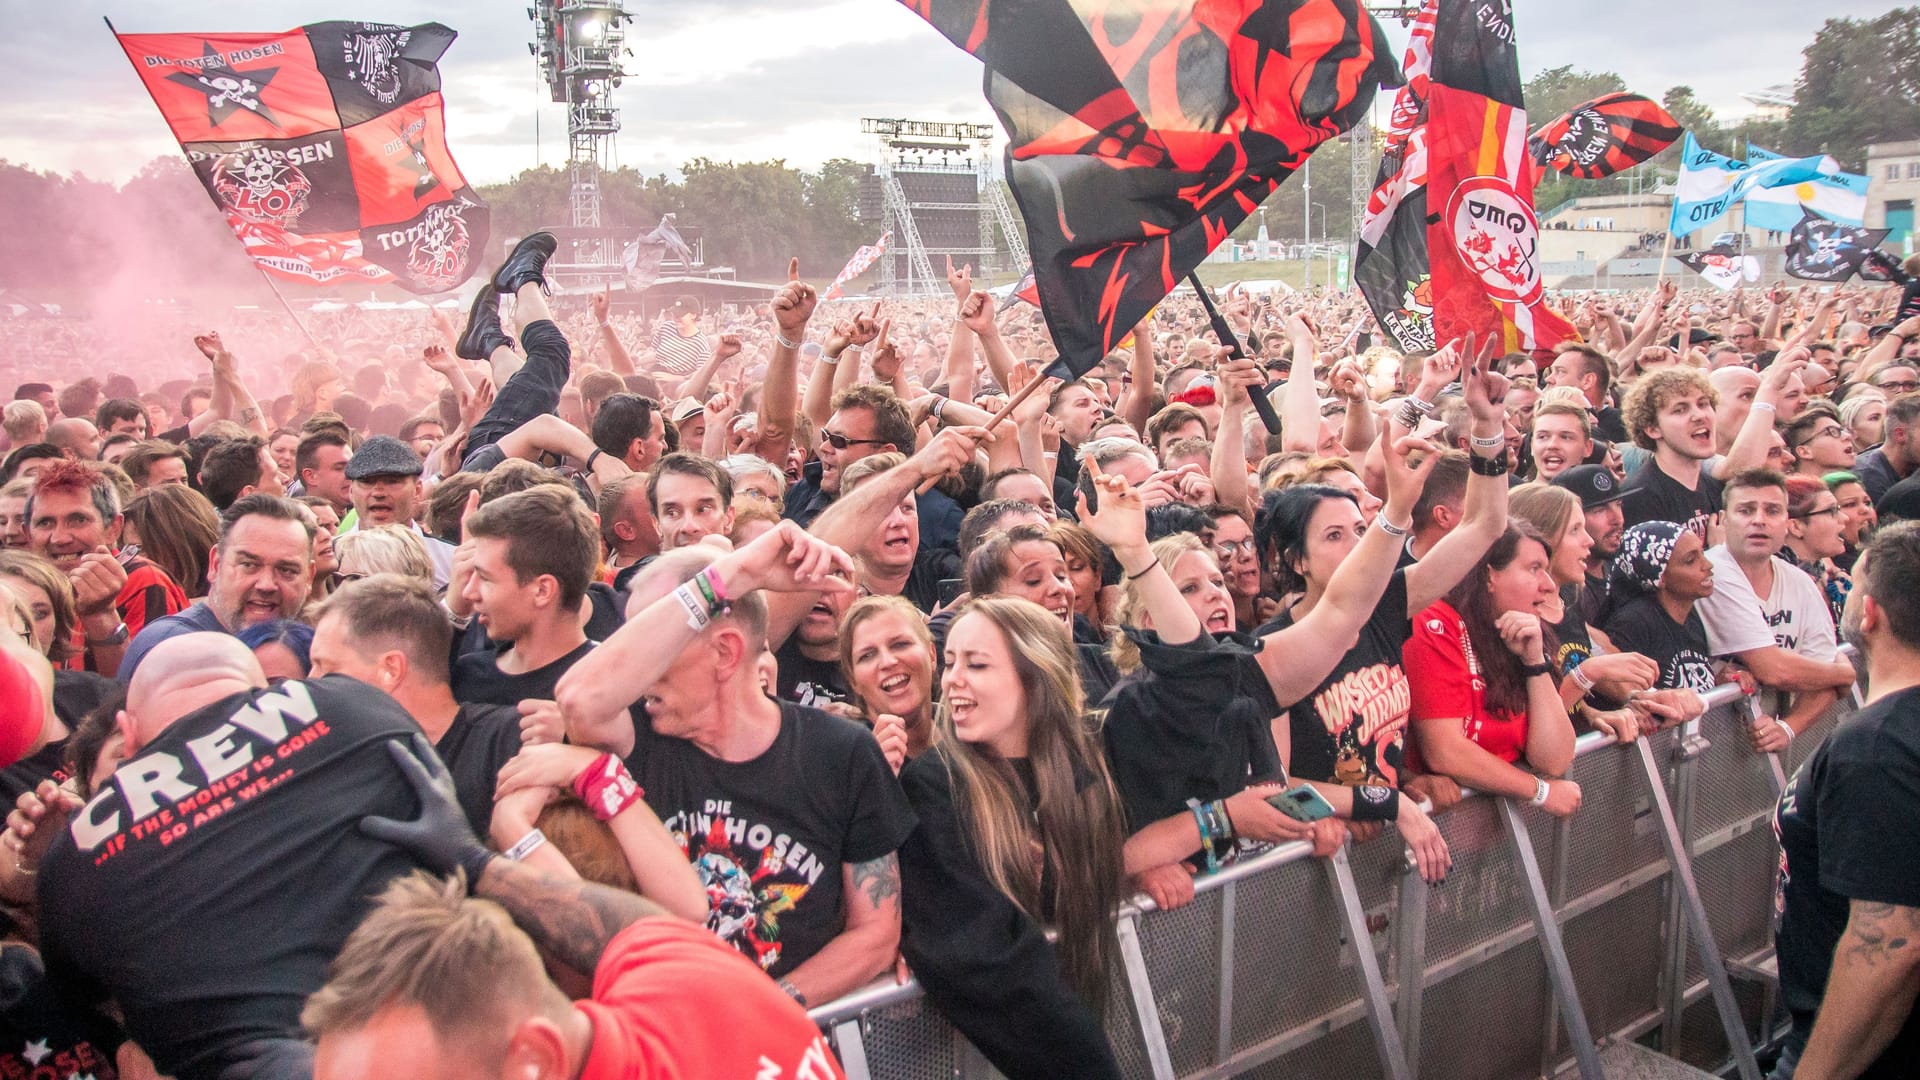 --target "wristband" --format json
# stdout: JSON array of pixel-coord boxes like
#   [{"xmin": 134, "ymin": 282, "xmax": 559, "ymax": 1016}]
[
  {"xmin": 458, "ymin": 848, "xmax": 498, "ymax": 890},
  {"xmin": 1351, "ymin": 785, "xmax": 1400, "ymax": 823},
  {"xmin": 1751, "ymin": 400, "xmax": 1776, "ymax": 414},
  {"xmin": 1469, "ymin": 450, "xmax": 1511, "ymax": 477},
  {"xmin": 1373, "ymin": 513, "xmax": 1411, "ymax": 537},
  {"xmin": 701, "ymin": 565, "xmax": 731, "ymax": 606},
  {"xmin": 931, "ymin": 396, "xmax": 947, "ymax": 422},
  {"xmin": 673, "ymin": 582, "xmax": 714, "ymax": 631},
  {"xmin": 585, "ymin": 448, "xmax": 604, "ymax": 472},
  {"xmin": 505, "ymin": 828, "xmax": 547, "ymax": 862},
  {"xmin": 779, "ymin": 978, "xmax": 808, "ymax": 1006},
  {"xmin": 1530, "ymin": 778, "xmax": 1551, "ymax": 807},
  {"xmin": 820, "ymin": 351, "xmax": 842, "ymax": 366},
  {"xmin": 776, "ymin": 331, "xmax": 802, "ymax": 350},
  {"xmin": 1776, "ymin": 719, "xmax": 1795, "ymax": 744},
  {"xmin": 1570, "ymin": 664, "xmax": 1596, "ymax": 693},
  {"xmin": 1469, "ymin": 432, "xmax": 1506, "ymax": 450},
  {"xmin": 1520, "ymin": 659, "xmax": 1553, "ymax": 678},
  {"xmin": 572, "ymin": 753, "xmax": 646, "ymax": 822},
  {"xmin": 1406, "ymin": 394, "xmax": 1437, "ymax": 415}
]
